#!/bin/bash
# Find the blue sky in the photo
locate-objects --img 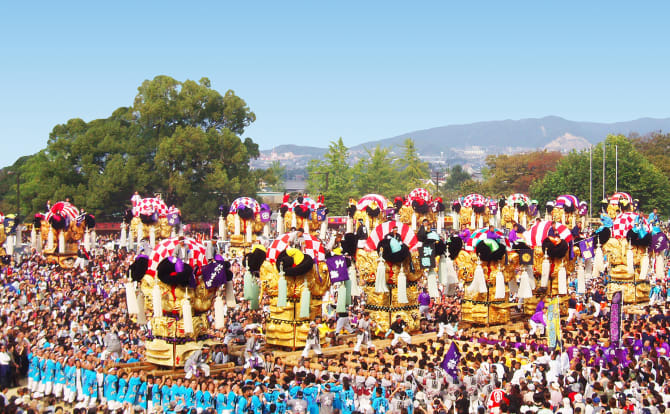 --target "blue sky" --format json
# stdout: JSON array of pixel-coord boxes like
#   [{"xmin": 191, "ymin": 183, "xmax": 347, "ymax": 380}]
[{"xmin": 1, "ymin": 1, "xmax": 669, "ymax": 167}]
